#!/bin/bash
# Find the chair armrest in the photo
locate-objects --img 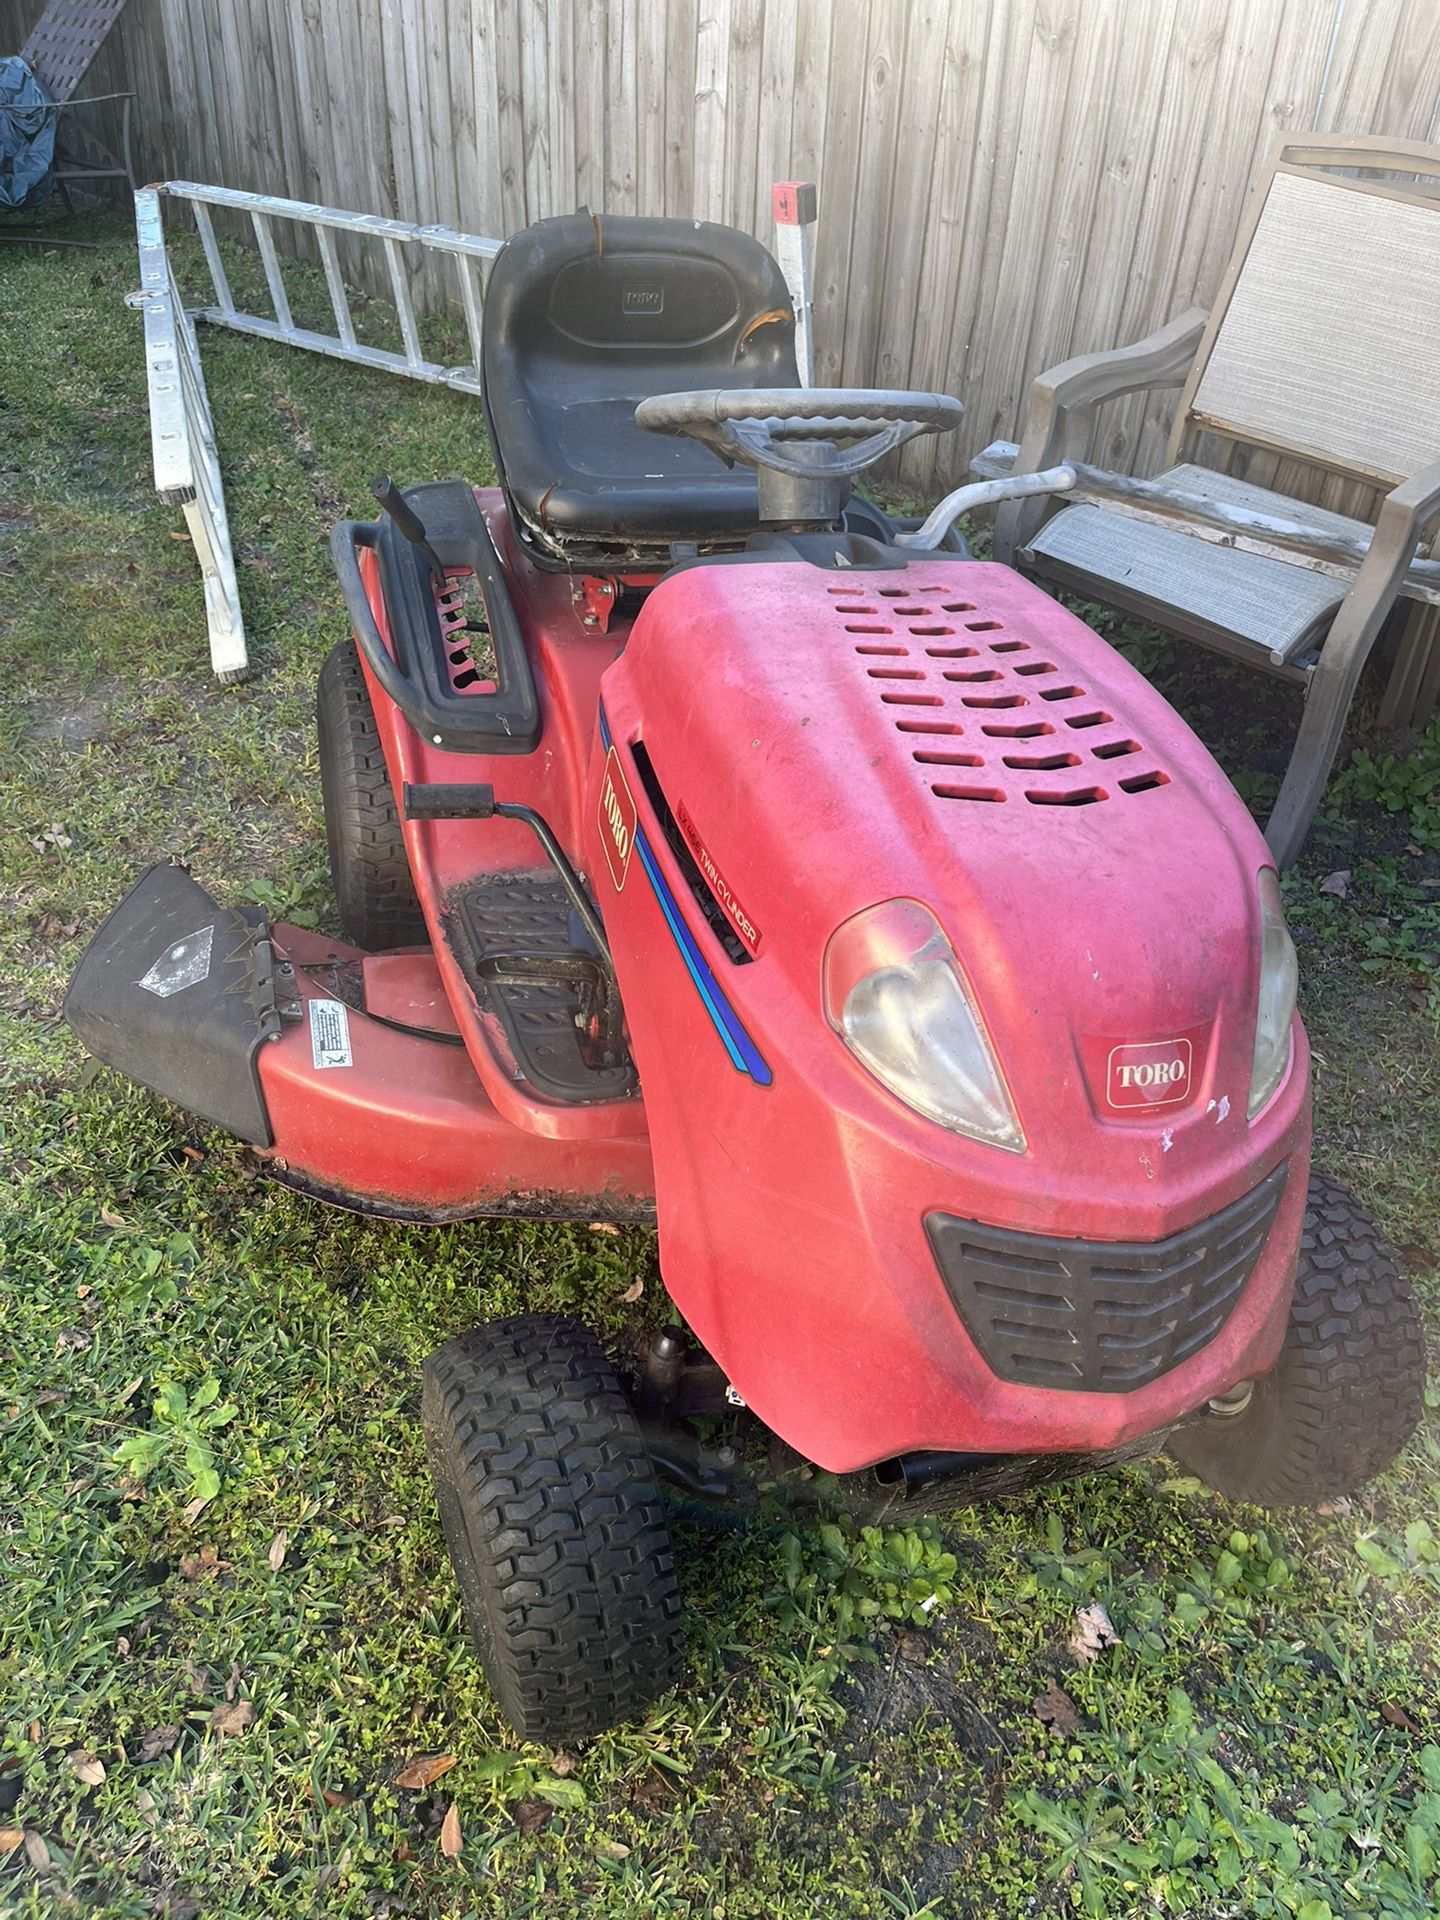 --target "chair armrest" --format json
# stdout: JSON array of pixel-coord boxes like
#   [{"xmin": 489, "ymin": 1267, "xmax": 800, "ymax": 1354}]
[
  {"xmin": 1266, "ymin": 454, "xmax": 1440, "ymax": 867},
  {"xmin": 1377, "ymin": 460, "xmax": 1440, "ymax": 547},
  {"xmin": 1021, "ymin": 309, "xmax": 1213, "ymax": 466},
  {"xmin": 992, "ymin": 307, "xmax": 1207, "ymax": 563}
]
